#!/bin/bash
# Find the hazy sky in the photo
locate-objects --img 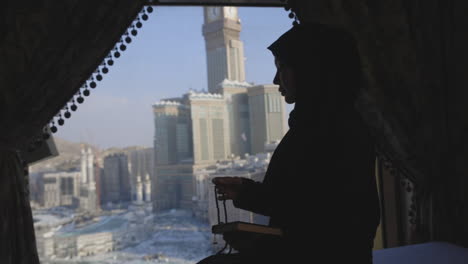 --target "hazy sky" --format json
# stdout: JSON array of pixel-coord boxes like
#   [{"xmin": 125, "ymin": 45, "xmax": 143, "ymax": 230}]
[{"xmin": 56, "ymin": 6, "xmax": 294, "ymax": 149}]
